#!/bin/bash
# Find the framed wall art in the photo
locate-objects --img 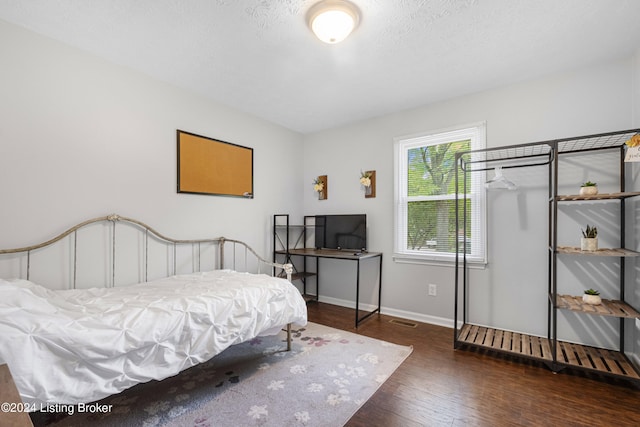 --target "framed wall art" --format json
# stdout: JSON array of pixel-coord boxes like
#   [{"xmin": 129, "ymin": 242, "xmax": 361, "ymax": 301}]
[{"xmin": 177, "ymin": 130, "xmax": 253, "ymax": 198}]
